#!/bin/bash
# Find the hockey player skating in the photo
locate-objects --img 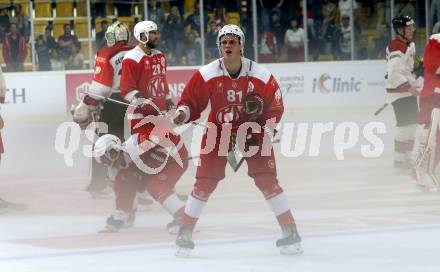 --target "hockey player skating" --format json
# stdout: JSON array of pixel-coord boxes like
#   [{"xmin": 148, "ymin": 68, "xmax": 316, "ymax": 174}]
[
  {"xmin": 172, "ymin": 24, "xmax": 302, "ymax": 256},
  {"xmin": 93, "ymin": 132, "xmax": 188, "ymax": 233},
  {"xmin": 72, "ymin": 21, "xmax": 148, "ymax": 199},
  {"xmin": 385, "ymin": 15, "xmax": 421, "ymax": 172},
  {"xmin": 413, "ymin": 33, "xmax": 440, "ymax": 190},
  {"xmin": 0, "ymin": 65, "xmax": 27, "ymax": 213}
]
